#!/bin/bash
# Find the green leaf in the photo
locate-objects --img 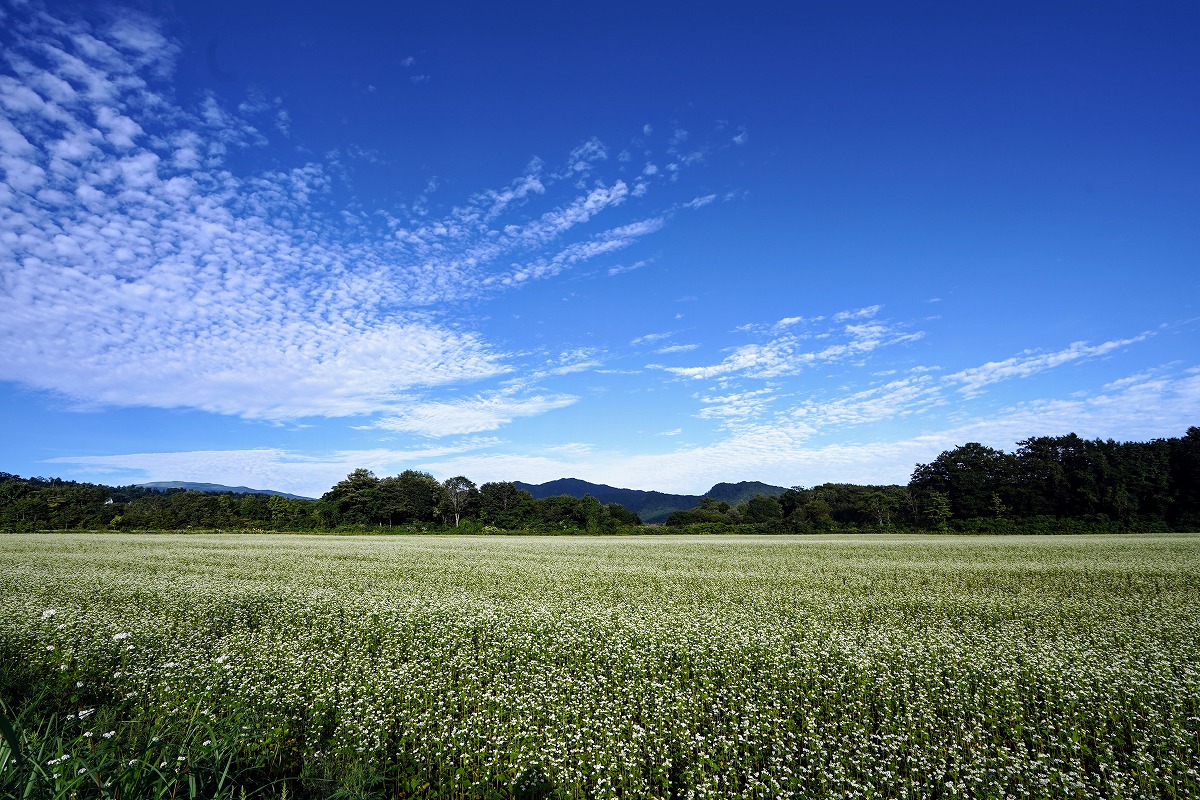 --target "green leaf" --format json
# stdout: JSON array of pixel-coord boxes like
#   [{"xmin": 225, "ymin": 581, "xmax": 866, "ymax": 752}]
[{"xmin": 0, "ymin": 707, "xmax": 22, "ymax": 769}]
